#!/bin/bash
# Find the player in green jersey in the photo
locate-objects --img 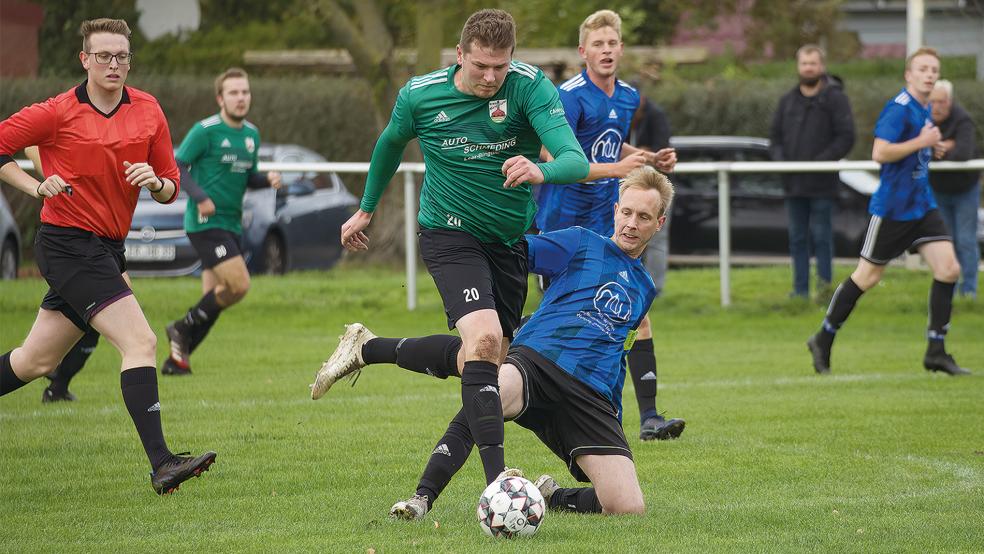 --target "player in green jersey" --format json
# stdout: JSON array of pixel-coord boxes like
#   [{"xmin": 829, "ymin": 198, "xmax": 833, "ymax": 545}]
[
  {"xmin": 314, "ymin": 9, "xmax": 589, "ymax": 488},
  {"xmin": 161, "ymin": 68, "xmax": 281, "ymax": 376}
]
